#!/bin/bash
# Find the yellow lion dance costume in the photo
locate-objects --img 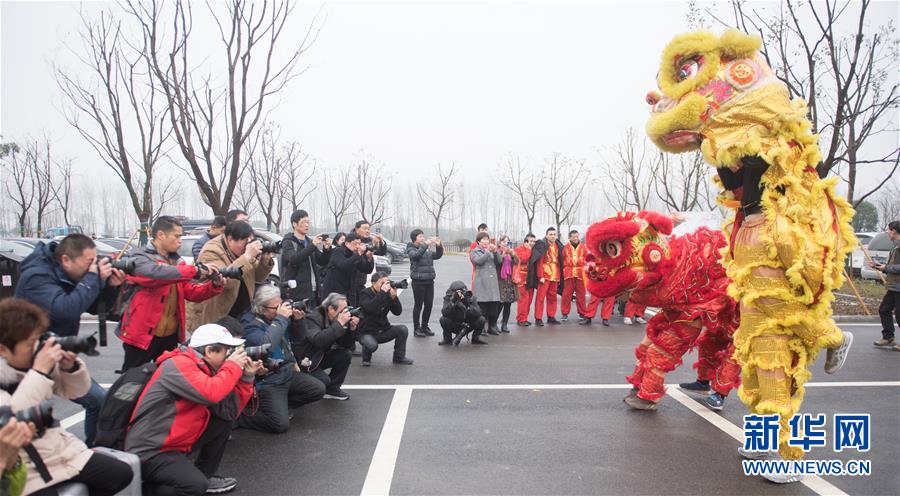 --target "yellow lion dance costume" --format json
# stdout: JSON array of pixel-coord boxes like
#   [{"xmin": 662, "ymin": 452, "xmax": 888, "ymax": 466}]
[{"xmin": 644, "ymin": 30, "xmax": 855, "ymax": 462}]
